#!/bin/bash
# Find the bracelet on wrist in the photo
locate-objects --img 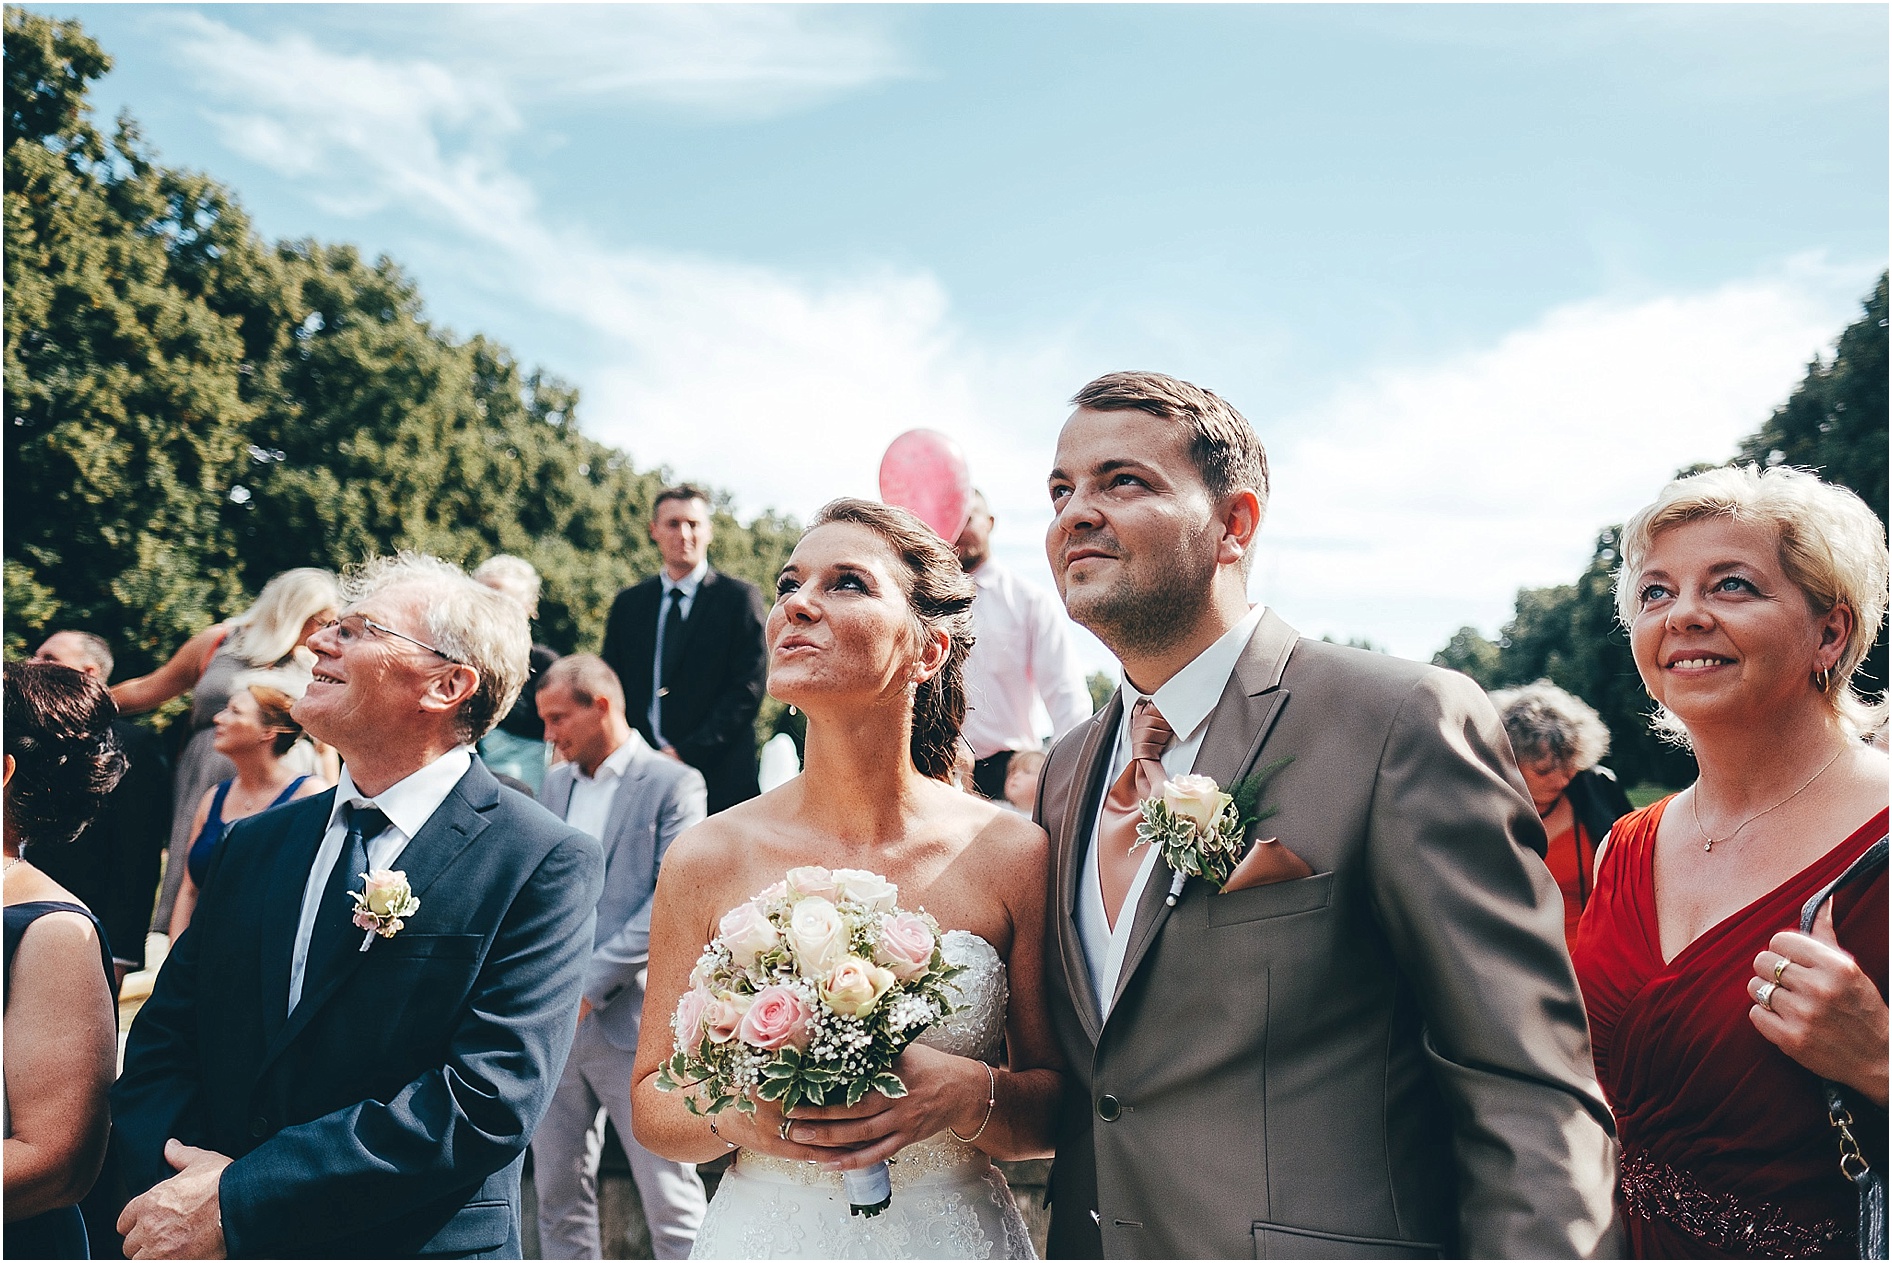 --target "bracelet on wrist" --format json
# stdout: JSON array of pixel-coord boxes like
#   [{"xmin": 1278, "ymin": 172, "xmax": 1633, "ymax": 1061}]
[
  {"xmin": 949, "ymin": 1062, "xmax": 996, "ymax": 1144},
  {"xmin": 708, "ymin": 1115, "xmax": 736, "ymax": 1150}
]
